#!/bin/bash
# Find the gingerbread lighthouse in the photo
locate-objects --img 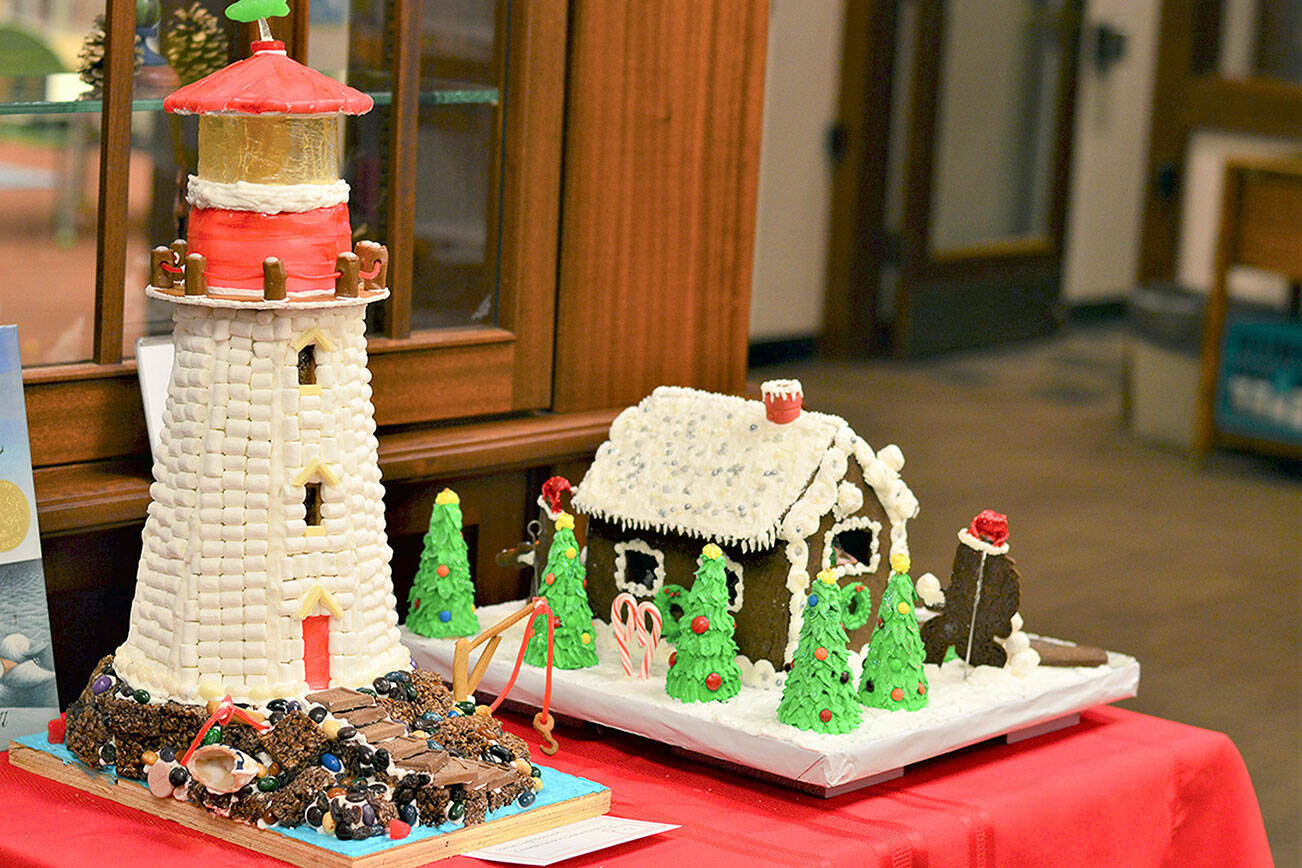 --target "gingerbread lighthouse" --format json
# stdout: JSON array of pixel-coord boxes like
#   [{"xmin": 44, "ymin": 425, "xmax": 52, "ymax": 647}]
[{"xmin": 111, "ymin": 32, "xmax": 408, "ymax": 703}]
